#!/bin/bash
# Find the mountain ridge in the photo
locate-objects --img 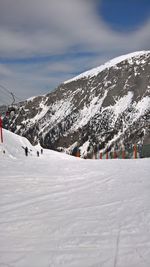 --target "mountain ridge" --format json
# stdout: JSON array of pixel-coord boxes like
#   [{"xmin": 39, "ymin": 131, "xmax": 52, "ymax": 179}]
[
  {"xmin": 64, "ymin": 50, "xmax": 150, "ymax": 84},
  {"xmin": 3, "ymin": 50, "xmax": 150, "ymax": 158}
]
